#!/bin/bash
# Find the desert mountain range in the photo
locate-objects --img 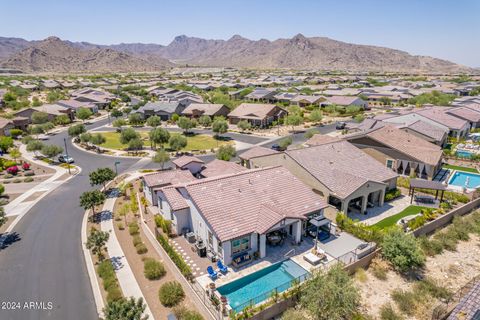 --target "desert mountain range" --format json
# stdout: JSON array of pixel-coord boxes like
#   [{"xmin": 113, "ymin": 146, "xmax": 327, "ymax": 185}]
[{"xmin": 0, "ymin": 34, "xmax": 474, "ymax": 74}]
